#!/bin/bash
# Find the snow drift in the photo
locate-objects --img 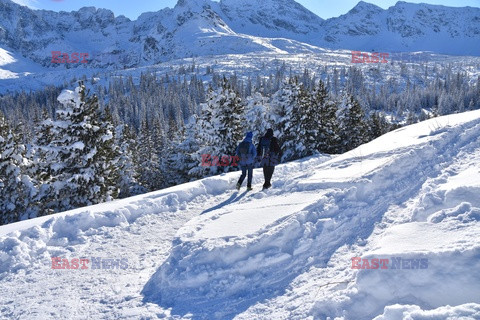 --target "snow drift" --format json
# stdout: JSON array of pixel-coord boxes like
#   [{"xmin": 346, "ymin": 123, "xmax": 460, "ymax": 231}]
[
  {"xmin": 142, "ymin": 110, "xmax": 480, "ymax": 319},
  {"xmin": 1, "ymin": 111, "xmax": 480, "ymax": 319}
]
